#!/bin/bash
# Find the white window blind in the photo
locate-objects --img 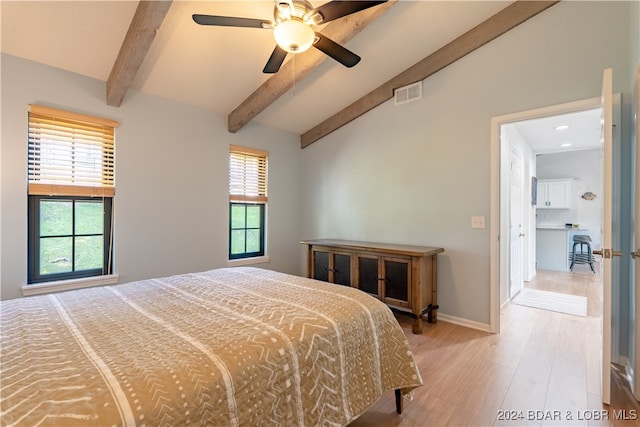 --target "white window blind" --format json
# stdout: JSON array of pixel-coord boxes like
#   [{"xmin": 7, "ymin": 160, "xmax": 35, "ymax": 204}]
[
  {"xmin": 229, "ymin": 145, "xmax": 268, "ymax": 203},
  {"xmin": 28, "ymin": 105, "xmax": 118, "ymax": 197}
]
